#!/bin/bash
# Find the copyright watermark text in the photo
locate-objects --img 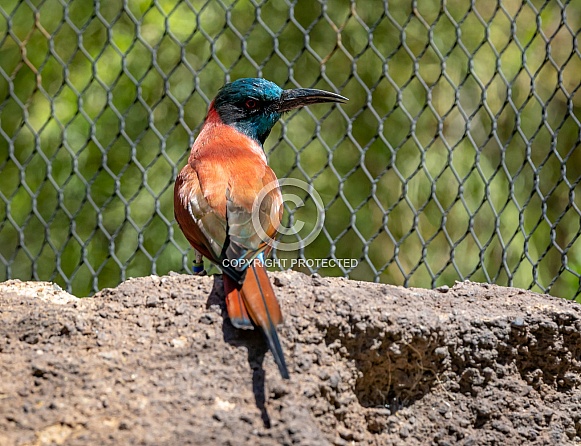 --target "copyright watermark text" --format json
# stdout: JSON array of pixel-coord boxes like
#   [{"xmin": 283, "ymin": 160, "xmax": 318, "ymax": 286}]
[{"xmin": 222, "ymin": 258, "xmax": 359, "ymax": 270}]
